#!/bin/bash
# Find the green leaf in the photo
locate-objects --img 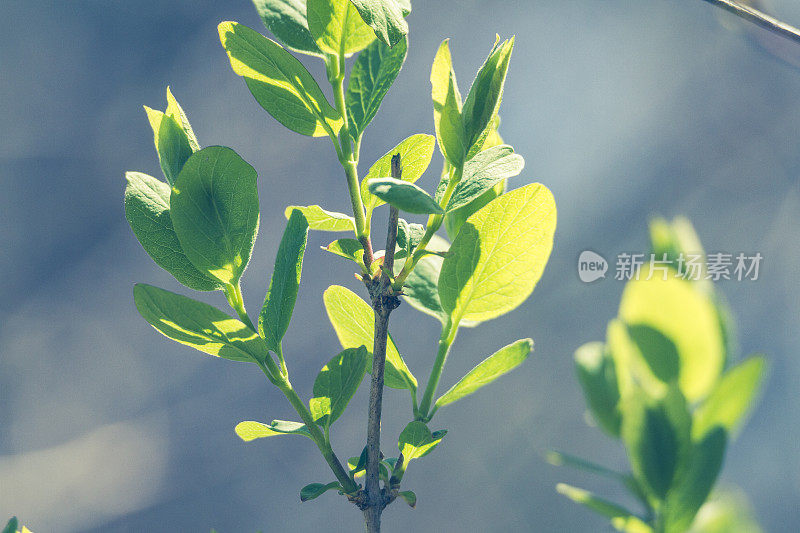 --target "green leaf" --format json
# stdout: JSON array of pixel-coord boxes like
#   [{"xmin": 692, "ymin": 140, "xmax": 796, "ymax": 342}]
[
  {"xmin": 434, "ymin": 338, "xmax": 532, "ymax": 409},
  {"xmin": 346, "ymin": 35, "xmax": 408, "ymax": 138},
  {"xmin": 124, "ymin": 172, "xmax": 222, "ymax": 291},
  {"xmin": 219, "ymin": 21, "xmax": 342, "ymax": 137},
  {"xmin": 367, "ymin": 177, "xmax": 443, "ymax": 214},
  {"xmin": 309, "ymin": 346, "xmax": 369, "ymax": 427},
  {"xmin": 361, "ymin": 134, "xmax": 436, "ymax": 212},
  {"xmin": 619, "ymin": 267, "xmax": 725, "ymax": 402},
  {"xmin": 170, "ymin": 146, "xmax": 260, "ymax": 286},
  {"xmin": 462, "ymin": 37, "xmax": 514, "ymax": 154},
  {"xmin": 625, "ymin": 324, "xmax": 681, "ymax": 385},
  {"xmin": 323, "ymin": 238, "xmax": 365, "ymax": 267},
  {"xmin": 439, "ymin": 182, "xmax": 557, "ymax": 324},
  {"xmin": 2, "ymin": 518, "xmax": 18, "ymax": 533},
  {"xmin": 348, "ymin": 0, "xmax": 408, "ymax": 47},
  {"xmin": 444, "ymin": 179, "xmax": 504, "ymax": 240},
  {"xmin": 621, "ymin": 388, "xmax": 691, "ymax": 500},
  {"xmin": 574, "ymin": 342, "xmax": 622, "ymax": 437},
  {"xmin": 259, "ymin": 210, "xmax": 309, "ymax": 352},
  {"xmin": 692, "ymin": 356, "xmax": 766, "ymax": 441},
  {"xmin": 348, "ymin": 446, "xmax": 368, "ymax": 477},
  {"xmin": 143, "ymin": 106, "xmax": 194, "ymax": 186},
  {"xmin": 398, "ymin": 421, "xmax": 446, "ymax": 463},
  {"xmin": 556, "ymin": 484, "xmax": 652, "ymax": 533},
  {"xmin": 252, "ymin": 0, "xmax": 323, "ymax": 57},
  {"xmin": 285, "ymin": 205, "xmax": 355, "ymax": 231},
  {"xmin": 300, "ymin": 481, "xmax": 342, "ymax": 501},
  {"xmin": 444, "ymin": 145, "xmax": 524, "ymax": 212},
  {"xmin": 430, "ymin": 39, "xmax": 465, "ymax": 167},
  {"xmin": 235, "ymin": 420, "xmax": 312, "ymax": 441},
  {"xmin": 664, "ymin": 428, "xmax": 727, "ymax": 532},
  {"xmin": 307, "ymin": 0, "xmax": 375, "ymax": 57},
  {"xmin": 133, "ymin": 284, "xmax": 269, "ymax": 364},
  {"xmin": 165, "ymin": 87, "xmax": 200, "ymax": 151},
  {"xmin": 398, "ymin": 490, "xmax": 417, "ymax": 508},
  {"xmin": 396, "ymin": 254, "xmax": 446, "ymax": 322},
  {"xmin": 323, "ymin": 285, "xmax": 417, "ymax": 390},
  {"xmin": 396, "ymin": 219, "xmax": 425, "ymax": 255}
]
